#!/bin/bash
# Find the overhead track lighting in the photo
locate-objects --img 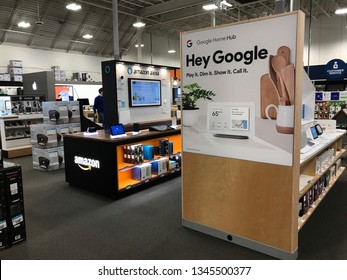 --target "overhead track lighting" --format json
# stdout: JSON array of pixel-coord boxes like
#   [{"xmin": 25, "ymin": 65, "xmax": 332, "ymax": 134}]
[
  {"xmin": 18, "ymin": 21, "xmax": 31, "ymax": 28},
  {"xmin": 203, "ymin": 4, "xmax": 218, "ymax": 11},
  {"xmin": 135, "ymin": 44, "xmax": 144, "ymax": 48},
  {"xmin": 66, "ymin": 3, "xmax": 82, "ymax": 11},
  {"xmin": 168, "ymin": 49, "xmax": 176, "ymax": 53},
  {"xmin": 335, "ymin": 8, "xmax": 347, "ymax": 15}
]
